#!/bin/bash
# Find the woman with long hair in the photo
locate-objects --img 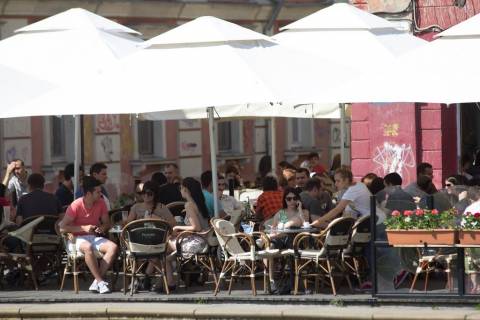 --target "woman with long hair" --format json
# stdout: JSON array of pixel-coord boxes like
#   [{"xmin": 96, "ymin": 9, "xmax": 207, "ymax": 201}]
[{"xmin": 165, "ymin": 177, "xmax": 210, "ymax": 289}]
